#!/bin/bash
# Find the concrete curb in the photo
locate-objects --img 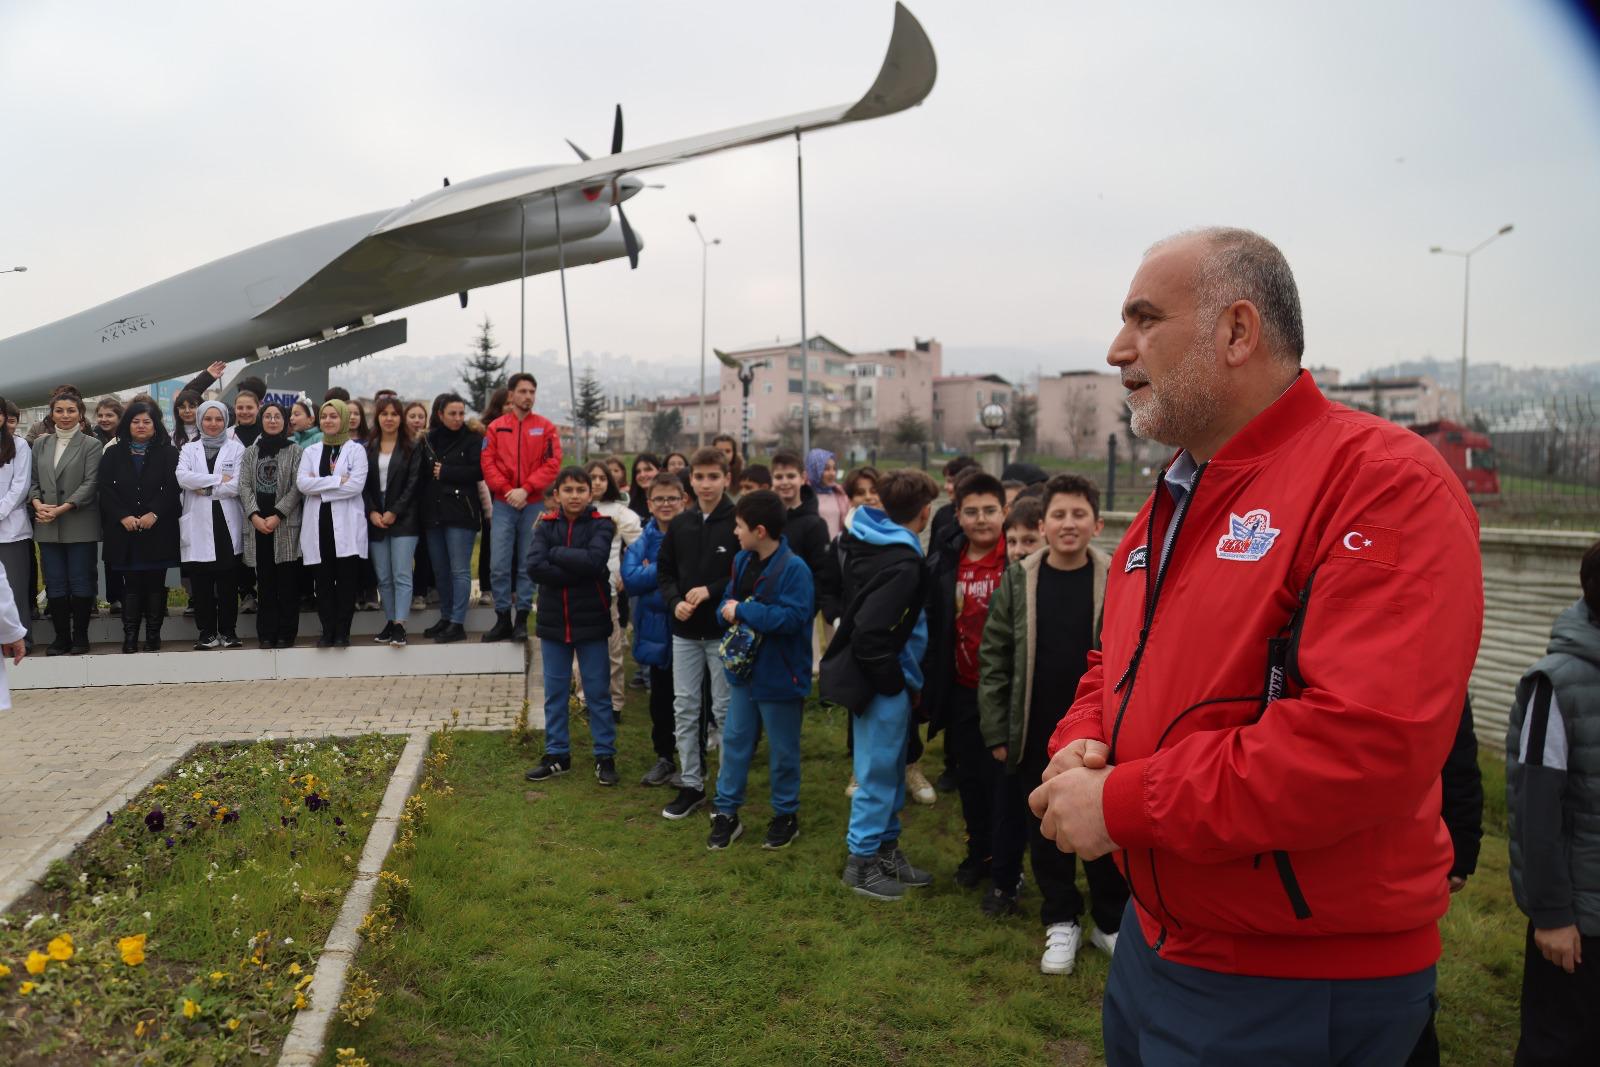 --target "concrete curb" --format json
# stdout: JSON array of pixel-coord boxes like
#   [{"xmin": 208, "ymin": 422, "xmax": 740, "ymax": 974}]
[
  {"xmin": 0, "ymin": 747, "xmax": 189, "ymax": 914},
  {"xmin": 276, "ymin": 729, "xmax": 433, "ymax": 1067}
]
